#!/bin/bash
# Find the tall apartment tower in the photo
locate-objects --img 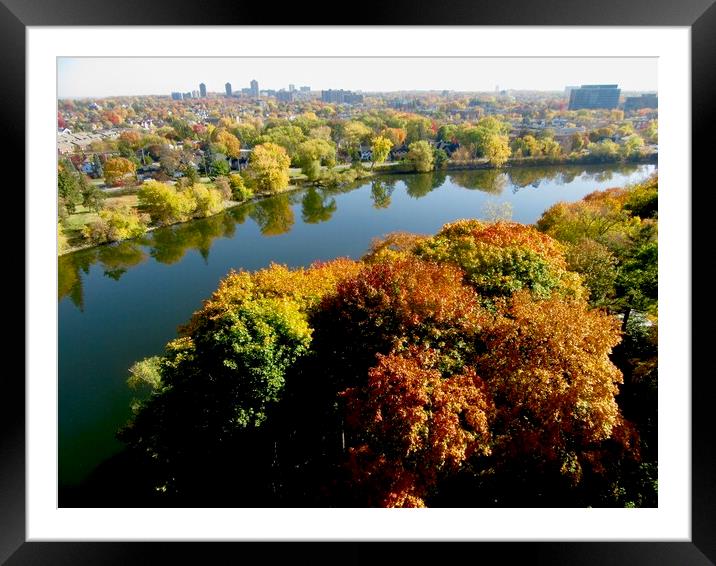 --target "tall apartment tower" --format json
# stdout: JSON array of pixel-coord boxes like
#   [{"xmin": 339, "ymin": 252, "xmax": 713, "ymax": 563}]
[
  {"xmin": 225, "ymin": 82, "xmax": 232, "ymax": 97},
  {"xmin": 199, "ymin": 83, "xmax": 207, "ymax": 98},
  {"xmin": 250, "ymin": 79, "xmax": 259, "ymax": 99}
]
